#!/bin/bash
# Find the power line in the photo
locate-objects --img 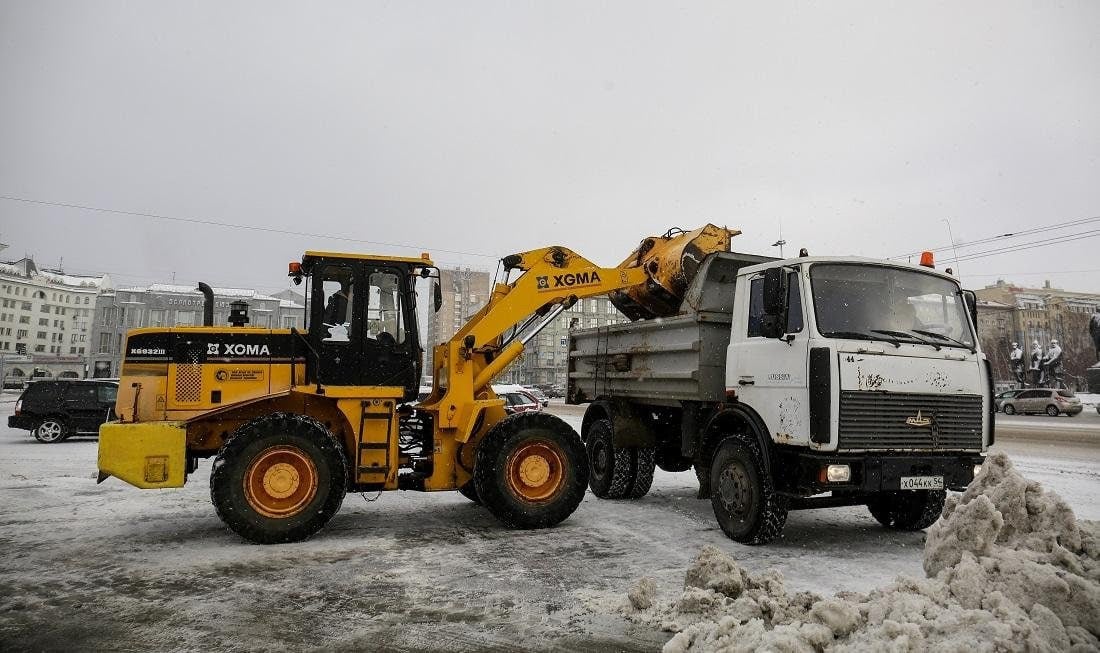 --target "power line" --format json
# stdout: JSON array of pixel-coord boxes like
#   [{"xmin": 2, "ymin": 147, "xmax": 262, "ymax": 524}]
[
  {"xmin": 0, "ymin": 194, "xmax": 499, "ymax": 259},
  {"xmin": 889, "ymin": 215, "xmax": 1100, "ymax": 260},
  {"xmin": 951, "ymin": 230, "xmax": 1100, "ymax": 263}
]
